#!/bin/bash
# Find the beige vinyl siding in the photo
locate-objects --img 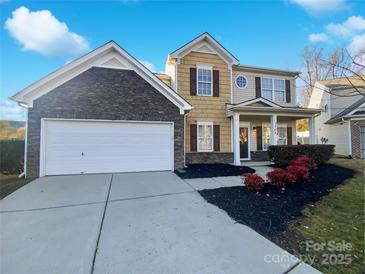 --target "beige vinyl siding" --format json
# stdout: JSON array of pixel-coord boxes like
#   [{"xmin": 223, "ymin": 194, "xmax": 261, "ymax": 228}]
[
  {"xmin": 154, "ymin": 73, "xmax": 172, "ymax": 87},
  {"xmin": 178, "ymin": 51, "xmax": 231, "ymax": 152},
  {"xmin": 232, "ymin": 70, "xmax": 296, "ymax": 107}
]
